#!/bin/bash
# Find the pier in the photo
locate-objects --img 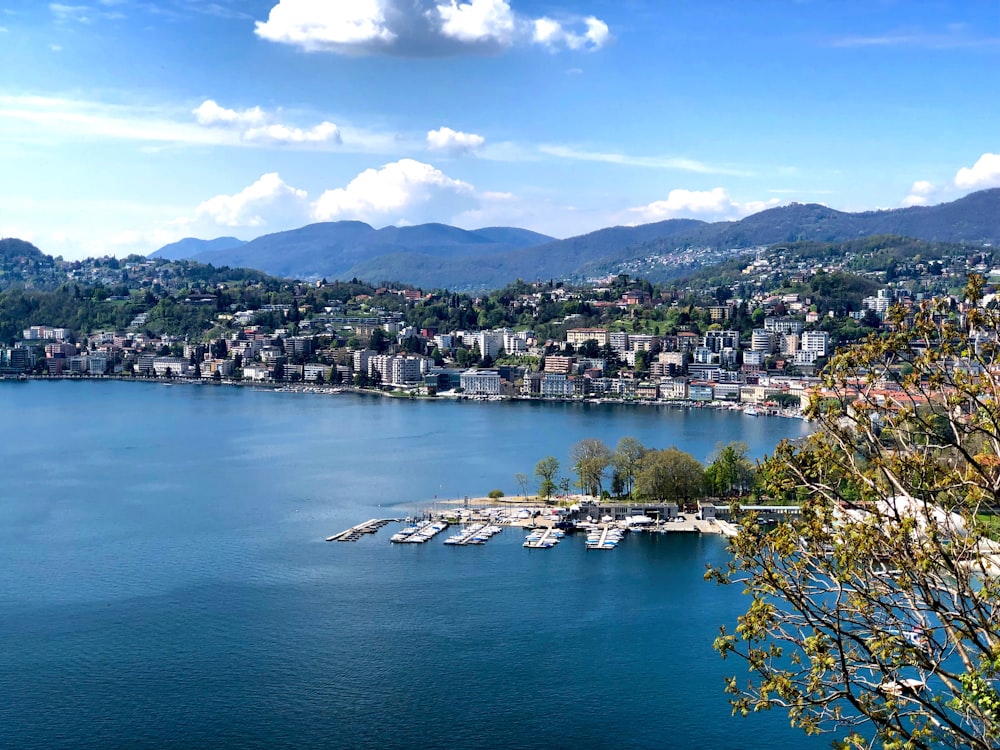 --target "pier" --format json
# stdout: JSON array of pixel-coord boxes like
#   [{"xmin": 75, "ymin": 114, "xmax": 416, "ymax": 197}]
[
  {"xmin": 390, "ymin": 519, "xmax": 450, "ymax": 543},
  {"xmin": 523, "ymin": 527, "xmax": 561, "ymax": 549},
  {"xmin": 586, "ymin": 524, "xmax": 623, "ymax": 550},
  {"xmin": 444, "ymin": 523, "xmax": 504, "ymax": 546},
  {"xmin": 325, "ymin": 518, "xmax": 400, "ymax": 542}
]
